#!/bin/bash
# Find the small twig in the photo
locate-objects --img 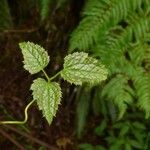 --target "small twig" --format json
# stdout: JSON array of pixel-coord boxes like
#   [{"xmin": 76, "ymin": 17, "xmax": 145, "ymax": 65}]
[
  {"xmin": 4, "ymin": 125, "xmax": 59, "ymax": 150},
  {"xmin": 0, "ymin": 128, "xmax": 25, "ymax": 150},
  {"xmin": 2, "ymin": 28, "xmax": 39, "ymax": 34}
]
